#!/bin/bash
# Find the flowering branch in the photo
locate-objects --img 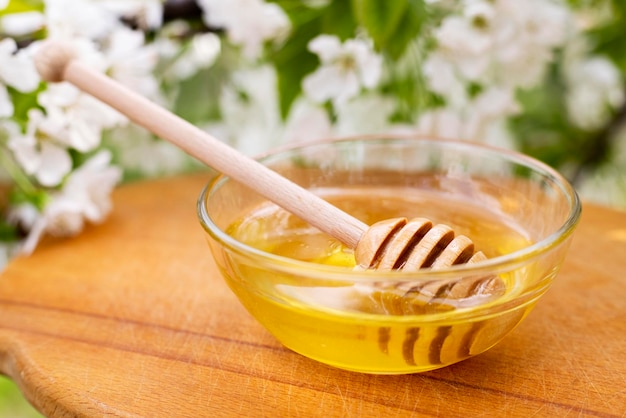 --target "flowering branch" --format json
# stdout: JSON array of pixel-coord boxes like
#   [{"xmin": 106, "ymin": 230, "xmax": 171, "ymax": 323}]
[
  {"xmin": 163, "ymin": 0, "xmax": 205, "ymax": 24},
  {"xmin": 0, "ymin": 0, "xmax": 625, "ymax": 265}
]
